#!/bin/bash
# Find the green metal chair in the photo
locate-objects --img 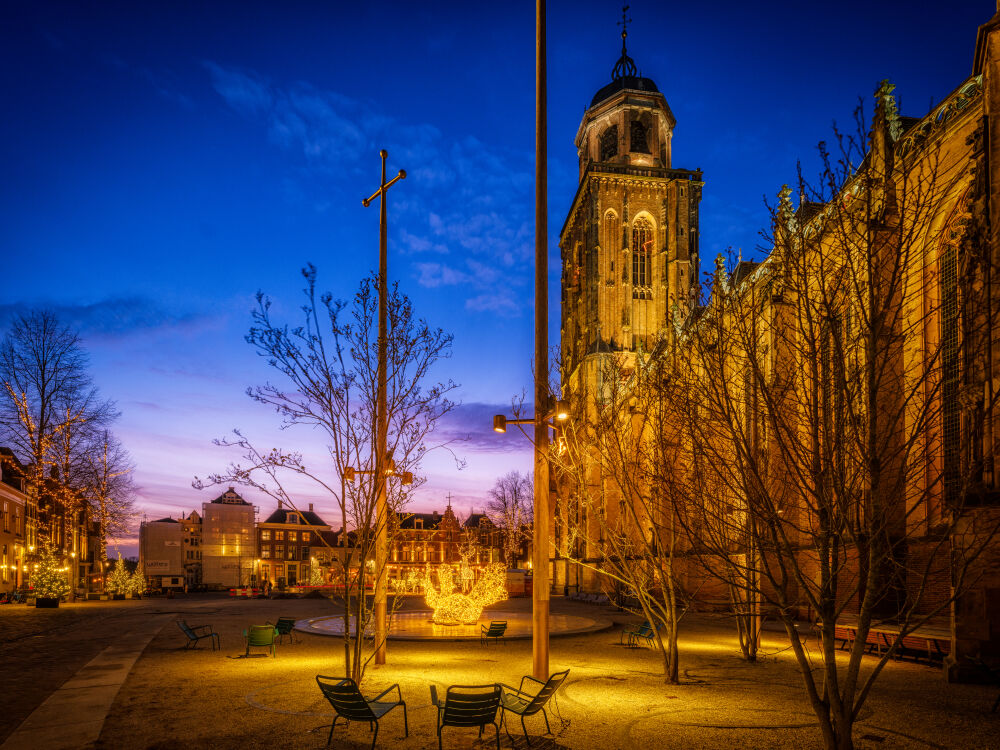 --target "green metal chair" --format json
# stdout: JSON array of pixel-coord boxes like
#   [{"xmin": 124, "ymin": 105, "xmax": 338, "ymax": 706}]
[
  {"xmin": 480, "ymin": 619, "xmax": 507, "ymax": 646},
  {"xmin": 316, "ymin": 676, "xmax": 407, "ymax": 750},
  {"xmin": 432, "ymin": 683, "xmax": 501, "ymax": 750},
  {"xmin": 268, "ymin": 617, "xmax": 298, "ymax": 644},
  {"xmin": 243, "ymin": 624, "xmax": 277, "ymax": 657},
  {"xmin": 177, "ymin": 619, "xmax": 220, "ymax": 650},
  {"xmin": 499, "ymin": 669, "xmax": 569, "ymax": 746},
  {"xmin": 626, "ymin": 622, "xmax": 657, "ymax": 648}
]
